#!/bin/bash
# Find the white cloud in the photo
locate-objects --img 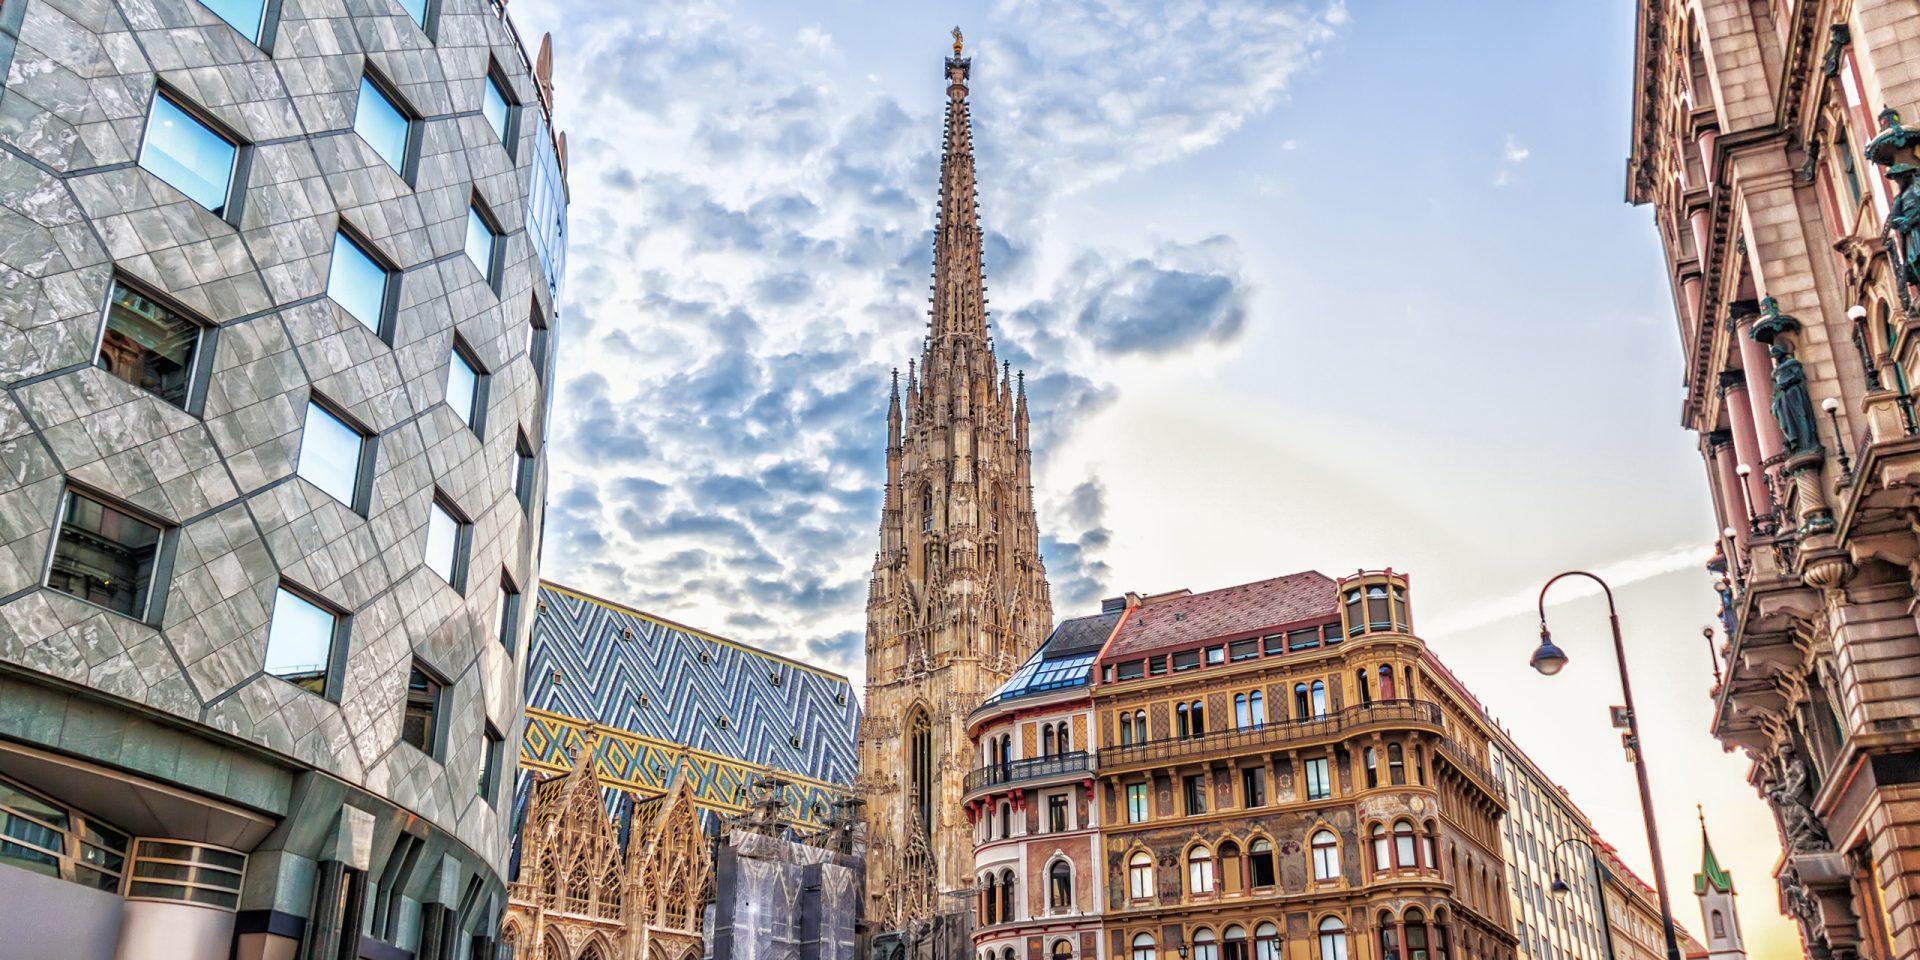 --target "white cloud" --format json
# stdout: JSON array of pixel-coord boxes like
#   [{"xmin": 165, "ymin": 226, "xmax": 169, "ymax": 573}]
[{"xmin": 1495, "ymin": 133, "xmax": 1530, "ymax": 186}]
